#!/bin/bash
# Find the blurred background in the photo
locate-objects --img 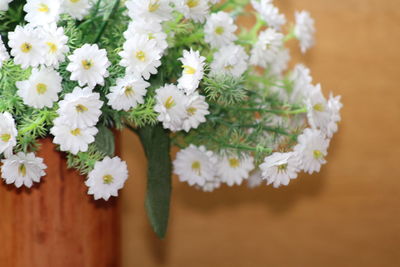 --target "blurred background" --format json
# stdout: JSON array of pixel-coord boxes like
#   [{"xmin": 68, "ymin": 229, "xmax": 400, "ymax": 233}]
[{"xmin": 120, "ymin": 0, "xmax": 400, "ymax": 266}]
